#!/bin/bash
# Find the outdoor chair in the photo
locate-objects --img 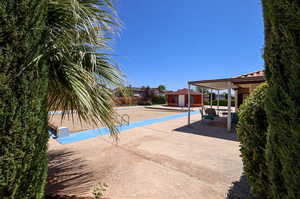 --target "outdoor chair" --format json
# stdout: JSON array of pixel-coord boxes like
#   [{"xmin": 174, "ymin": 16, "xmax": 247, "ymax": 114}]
[
  {"xmin": 231, "ymin": 112, "xmax": 238, "ymax": 126},
  {"xmin": 199, "ymin": 108, "xmax": 218, "ymax": 120}
]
